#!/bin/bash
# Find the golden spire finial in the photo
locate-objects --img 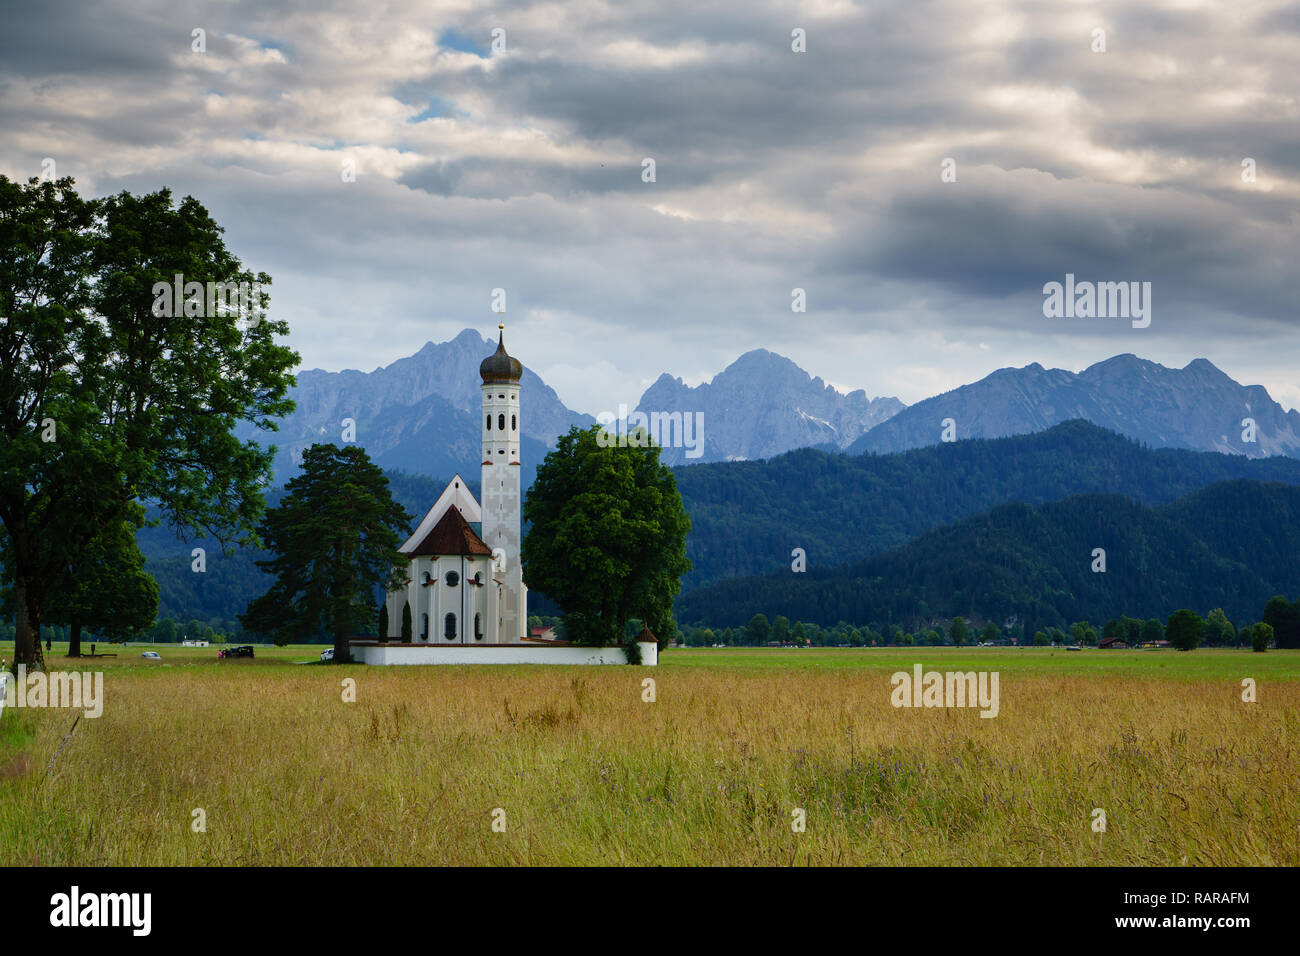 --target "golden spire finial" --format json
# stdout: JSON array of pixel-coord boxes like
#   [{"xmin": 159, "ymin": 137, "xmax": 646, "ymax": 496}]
[{"xmin": 498, "ymin": 322, "xmax": 504, "ymax": 330}]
